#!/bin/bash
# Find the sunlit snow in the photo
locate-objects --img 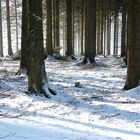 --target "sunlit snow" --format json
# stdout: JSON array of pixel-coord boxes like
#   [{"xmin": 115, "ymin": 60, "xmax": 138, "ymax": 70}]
[{"xmin": 0, "ymin": 56, "xmax": 140, "ymax": 140}]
